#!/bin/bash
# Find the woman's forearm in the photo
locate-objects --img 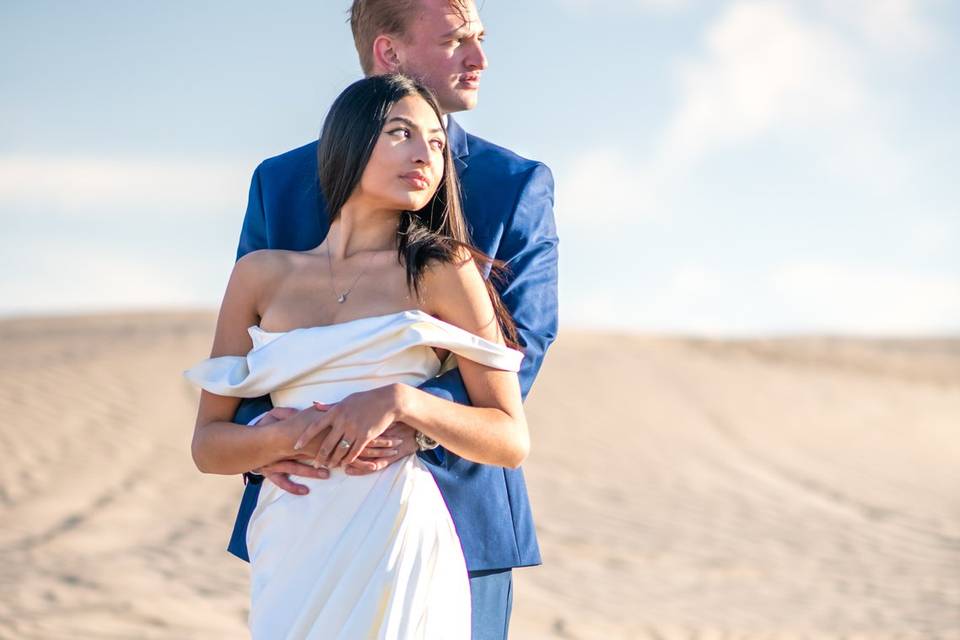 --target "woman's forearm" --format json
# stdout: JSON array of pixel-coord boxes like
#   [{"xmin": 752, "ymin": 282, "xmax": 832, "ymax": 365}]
[
  {"xmin": 396, "ymin": 385, "xmax": 529, "ymax": 468},
  {"xmin": 191, "ymin": 420, "xmax": 294, "ymax": 475}
]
